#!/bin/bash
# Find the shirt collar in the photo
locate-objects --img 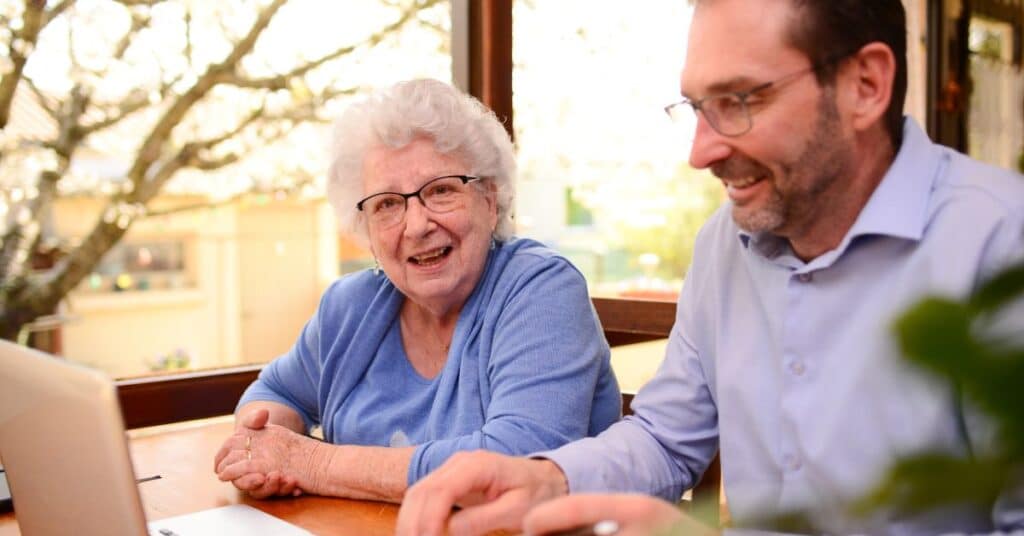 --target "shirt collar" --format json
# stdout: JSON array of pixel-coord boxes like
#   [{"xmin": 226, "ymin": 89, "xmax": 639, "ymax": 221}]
[{"xmin": 738, "ymin": 117, "xmax": 939, "ymax": 261}]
